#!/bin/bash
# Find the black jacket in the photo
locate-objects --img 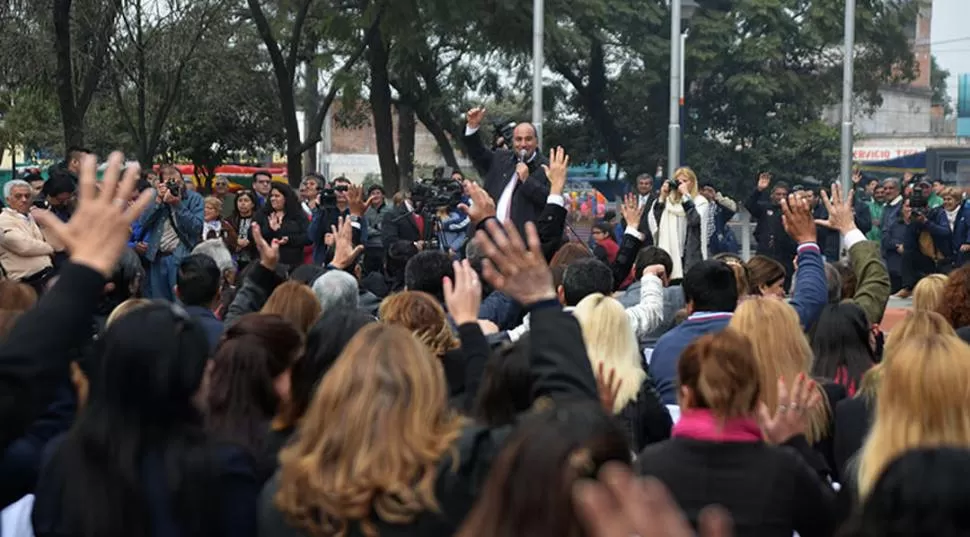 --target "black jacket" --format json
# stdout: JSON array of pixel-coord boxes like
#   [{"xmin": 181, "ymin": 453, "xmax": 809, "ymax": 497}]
[
  {"xmin": 832, "ymin": 396, "xmax": 874, "ymax": 483},
  {"xmin": 254, "ymin": 212, "xmax": 309, "ymax": 268},
  {"xmin": 745, "ymin": 190, "xmax": 797, "ymax": 261},
  {"xmin": 813, "ymin": 201, "xmax": 872, "ymax": 262},
  {"xmin": 258, "ymin": 304, "xmax": 598, "ymax": 537},
  {"xmin": 636, "ymin": 436, "xmax": 837, "ymax": 537},
  {"xmin": 617, "ymin": 380, "xmax": 672, "ymax": 452},
  {"xmin": 463, "ymin": 131, "xmax": 550, "ymax": 234},
  {"xmin": 382, "ymin": 205, "xmax": 434, "ymax": 248}
]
